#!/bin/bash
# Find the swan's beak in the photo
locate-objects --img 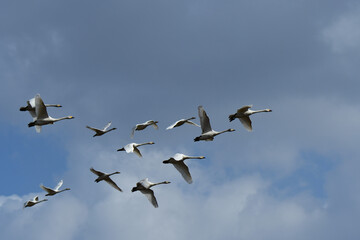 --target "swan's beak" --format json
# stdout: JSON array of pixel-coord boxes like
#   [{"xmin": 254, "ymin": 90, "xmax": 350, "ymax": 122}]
[
  {"xmin": 200, "ymin": 156, "xmax": 205, "ymax": 159},
  {"xmin": 69, "ymin": 116, "xmax": 74, "ymax": 119}
]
